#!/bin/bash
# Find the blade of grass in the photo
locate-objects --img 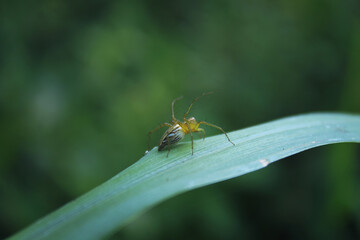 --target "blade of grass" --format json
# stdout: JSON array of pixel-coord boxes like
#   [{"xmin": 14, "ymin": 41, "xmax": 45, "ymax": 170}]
[{"xmin": 9, "ymin": 113, "xmax": 360, "ymax": 240}]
